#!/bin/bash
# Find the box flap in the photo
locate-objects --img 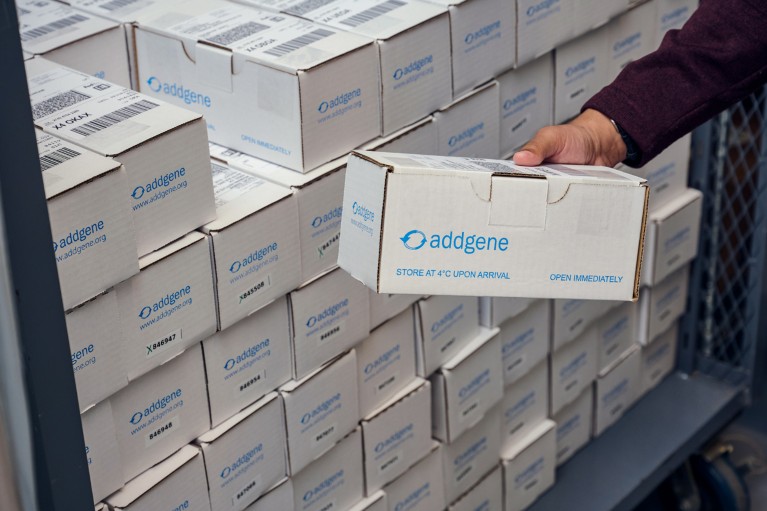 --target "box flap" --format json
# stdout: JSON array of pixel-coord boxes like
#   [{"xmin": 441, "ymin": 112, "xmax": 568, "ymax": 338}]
[
  {"xmin": 489, "ymin": 176, "xmax": 548, "ymax": 228},
  {"xmin": 279, "ymin": 350, "xmax": 350, "ymax": 392},
  {"xmin": 500, "ymin": 419, "xmax": 555, "ymax": 461},
  {"xmin": 363, "ymin": 377, "xmax": 427, "ymax": 421},
  {"xmin": 139, "ymin": 231, "xmax": 206, "ymax": 269},
  {"xmin": 106, "ymin": 445, "xmax": 200, "ymax": 507},
  {"xmin": 440, "ymin": 327, "xmax": 499, "ymax": 371},
  {"xmin": 197, "ymin": 392, "xmax": 279, "ymax": 443},
  {"xmin": 598, "ymin": 344, "xmax": 640, "ymax": 379},
  {"xmin": 648, "ymin": 188, "xmax": 703, "ymax": 224}
]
